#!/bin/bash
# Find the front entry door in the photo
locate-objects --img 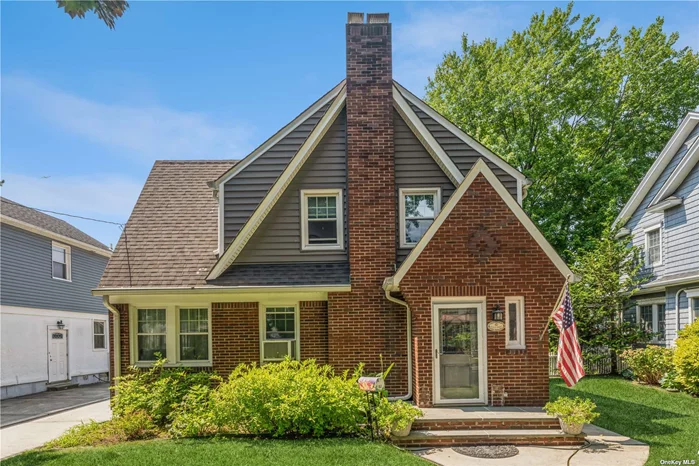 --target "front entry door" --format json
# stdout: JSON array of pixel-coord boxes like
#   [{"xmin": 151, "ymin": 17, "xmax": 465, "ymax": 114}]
[
  {"xmin": 433, "ymin": 302, "xmax": 486, "ymax": 404},
  {"xmin": 48, "ymin": 329, "xmax": 68, "ymax": 383}
]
